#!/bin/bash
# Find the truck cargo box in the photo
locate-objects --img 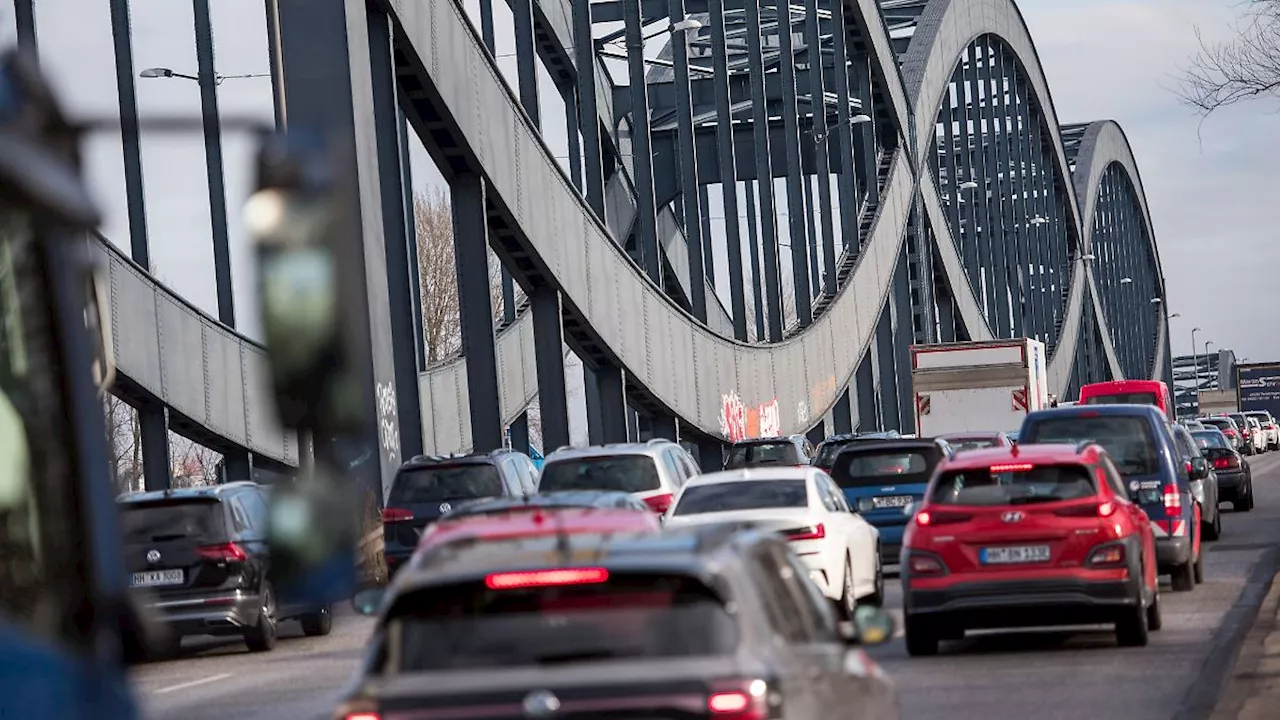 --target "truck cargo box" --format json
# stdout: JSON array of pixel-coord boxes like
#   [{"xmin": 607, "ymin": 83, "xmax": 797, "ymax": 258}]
[{"xmin": 910, "ymin": 339, "xmax": 1048, "ymax": 437}]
